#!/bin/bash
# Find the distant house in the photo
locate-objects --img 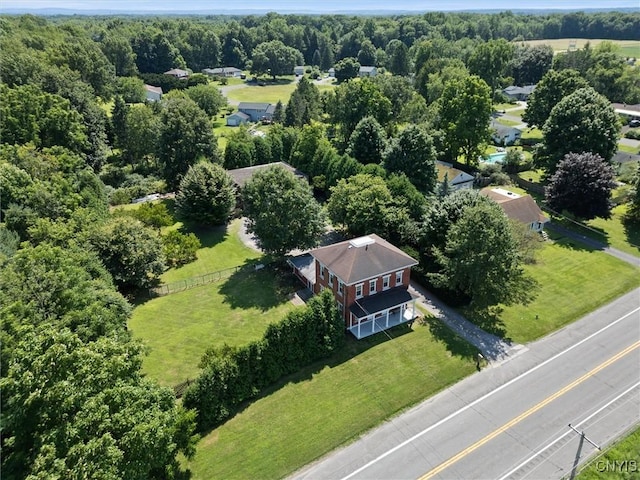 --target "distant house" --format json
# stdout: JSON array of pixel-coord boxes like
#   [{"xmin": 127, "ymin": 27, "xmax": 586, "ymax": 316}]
[
  {"xmin": 294, "ymin": 66, "xmax": 305, "ymax": 76},
  {"xmin": 503, "ymin": 85, "xmax": 535, "ymax": 101},
  {"xmin": 226, "ymin": 162, "xmax": 307, "ymax": 189},
  {"xmin": 144, "ymin": 84, "xmax": 163, "ymax": 102},
  {"xmin": 328, "ymin": 68, "xmax": 335, "ymax": 78},
  {"xmin": 359, "ymin": 66, "xmax": 377, "ymax": 77},
  {"xmin": 289, "ymin": 234, "xmax": 419, "ymax": 339},
  {"xmin": 226, "ymin": 111, "xmax": 251, "ymax": 127},
  {"xmin": 202, "ymin": 67, "xmax": 243, "ymax": 78},
  {"xmin": 164, "ymin": 68, "xmax": 189, "ymax": 79},
  {"xmin": 481, "ymin": 188, "xmax": 549, "ymax": 232},
  {"xmin": 491, "ymin": 120, "xmax": 522, "ymax": 146},
  {"xmin": 237, "ymin": 102, "xmax": 275, "ymax": 122},
  {"xmin": 435, "ymin": 161, "xmax": 475, "ymax": 191}
]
